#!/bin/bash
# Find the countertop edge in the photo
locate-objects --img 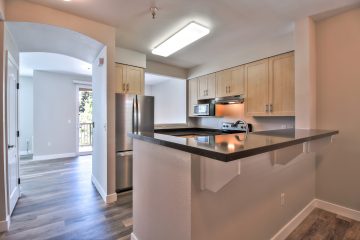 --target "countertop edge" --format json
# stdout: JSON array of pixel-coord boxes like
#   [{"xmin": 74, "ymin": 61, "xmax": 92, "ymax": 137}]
[{"xmin": 129, "ymin": 130, "xmax": 339, "ymax": 162}]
